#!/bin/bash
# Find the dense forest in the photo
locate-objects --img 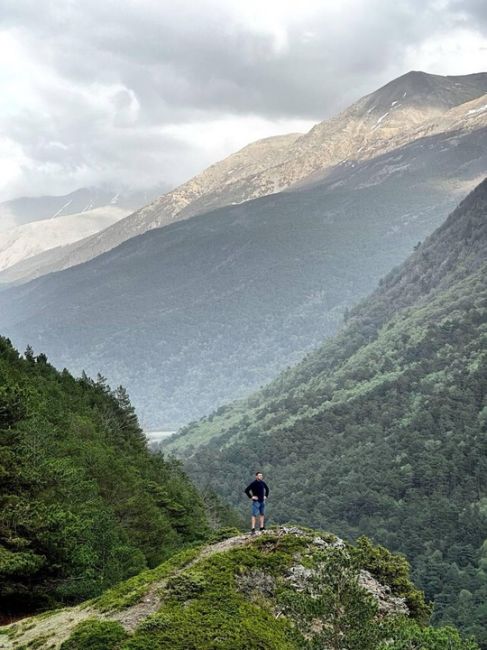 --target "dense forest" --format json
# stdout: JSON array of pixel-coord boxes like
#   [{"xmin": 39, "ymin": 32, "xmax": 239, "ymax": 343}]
[
  {"xmin": 0, "ymin": 338, "xmax": 211, "ymax": 620},
  {"xmin": 0, "ymin": 341, "xmax": 476, "ymax": 650},
  {"xmin": 170, "ymin": 180, "xmax": 487, "ymax": 645}
]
